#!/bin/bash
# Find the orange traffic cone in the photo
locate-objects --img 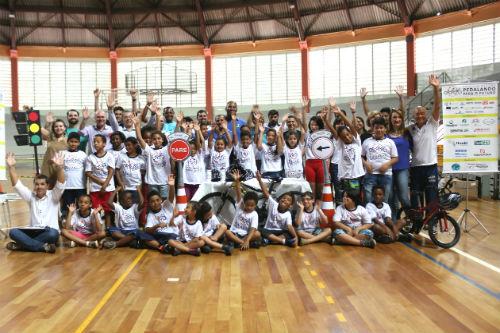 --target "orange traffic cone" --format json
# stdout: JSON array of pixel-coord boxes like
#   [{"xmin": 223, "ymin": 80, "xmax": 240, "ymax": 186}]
[
  {"xmin": 320, "ymin": 184, "xmax": 335, "ymax": 228},
  {"xmin": 176, "ymin": 186, "xmax": 187, "ymax": 215}
]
